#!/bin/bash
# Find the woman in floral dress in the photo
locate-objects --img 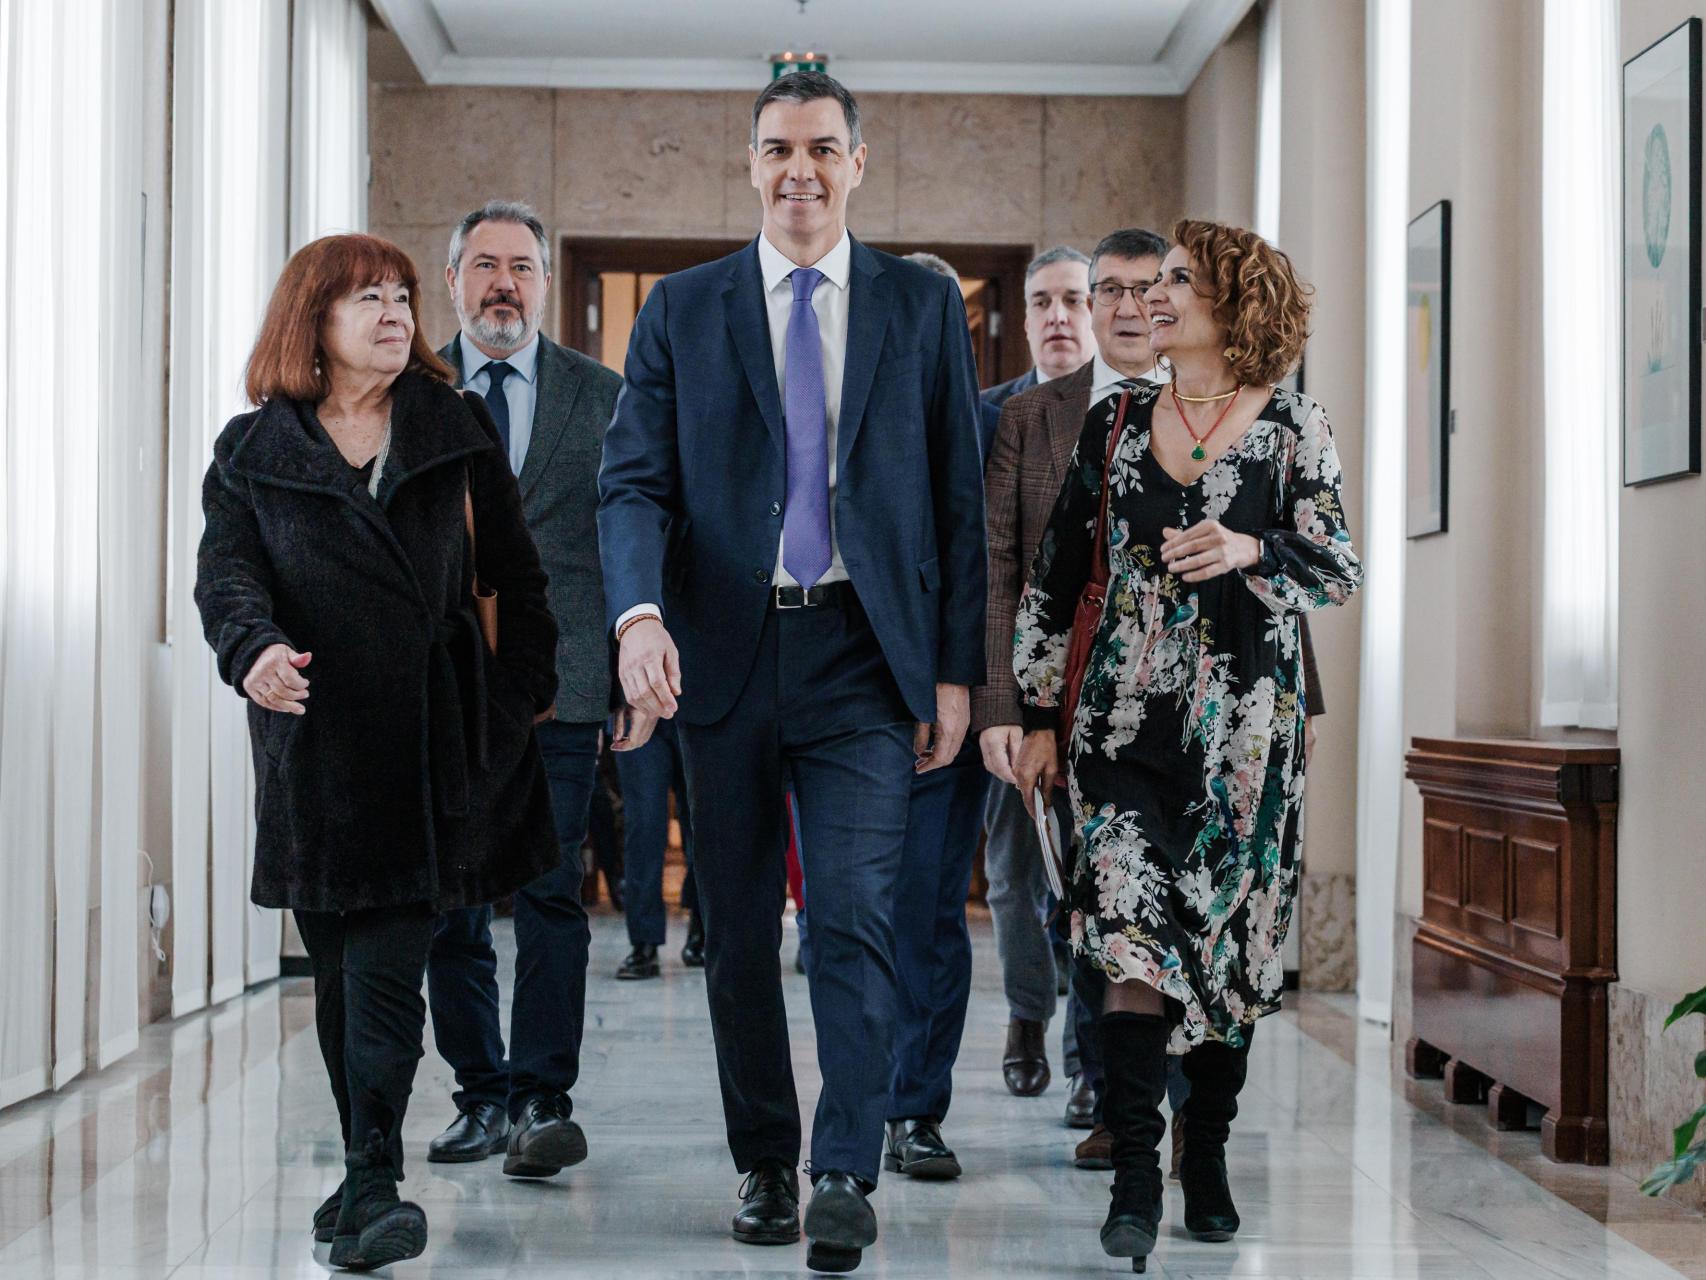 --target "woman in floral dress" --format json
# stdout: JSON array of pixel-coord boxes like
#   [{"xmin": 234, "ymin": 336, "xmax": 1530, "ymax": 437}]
[{"xmin": 1012, "ymin": 220, "xmax": 1361, "ymax": 1271}]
